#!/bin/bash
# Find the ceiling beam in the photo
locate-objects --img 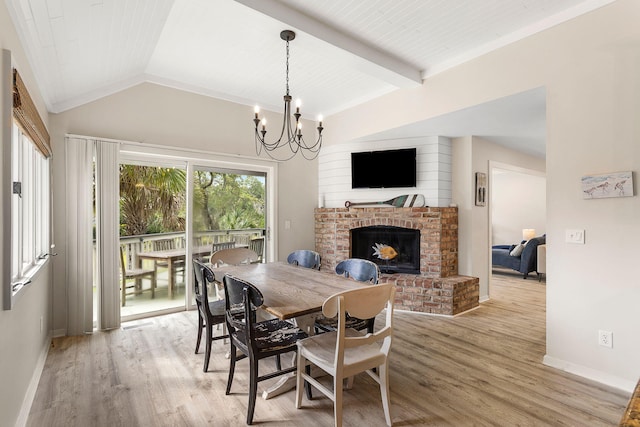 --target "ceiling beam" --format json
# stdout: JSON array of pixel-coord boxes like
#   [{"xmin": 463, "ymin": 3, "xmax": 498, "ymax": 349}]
[{"xmin": 234, "ymin": 0, "xmax": 422, "ymax": 88}]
